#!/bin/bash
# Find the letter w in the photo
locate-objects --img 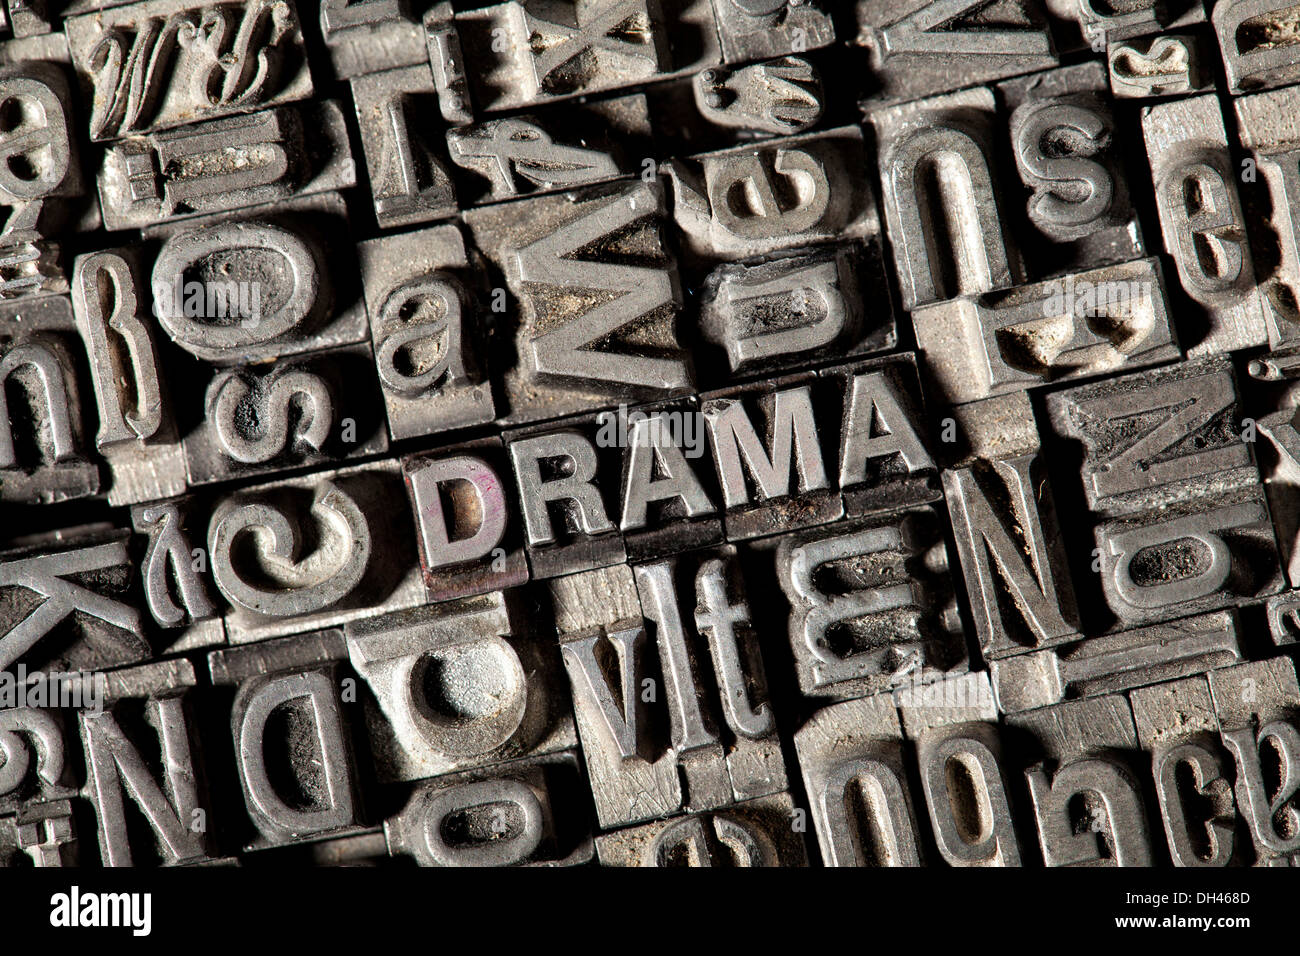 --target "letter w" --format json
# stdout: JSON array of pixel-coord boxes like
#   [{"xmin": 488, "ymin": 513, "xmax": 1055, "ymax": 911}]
[{"xmin": 511, "ymin": 183, "xmax": 689, "ymax": 392}]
